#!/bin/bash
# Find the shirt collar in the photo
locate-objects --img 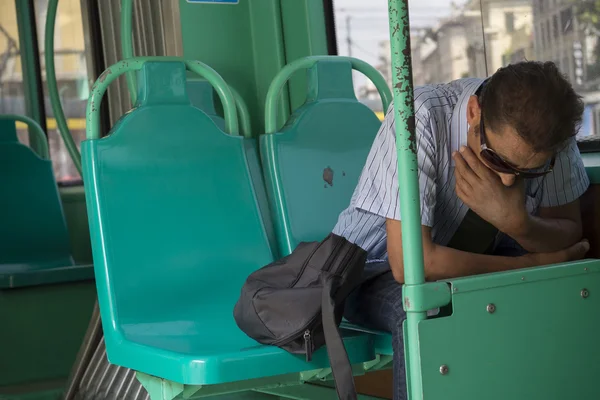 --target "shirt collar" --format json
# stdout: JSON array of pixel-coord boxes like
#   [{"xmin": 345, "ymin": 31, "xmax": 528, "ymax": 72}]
[{"xmin": 450, "ymin": 78, "xmax": 486, "ymax": 159}]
